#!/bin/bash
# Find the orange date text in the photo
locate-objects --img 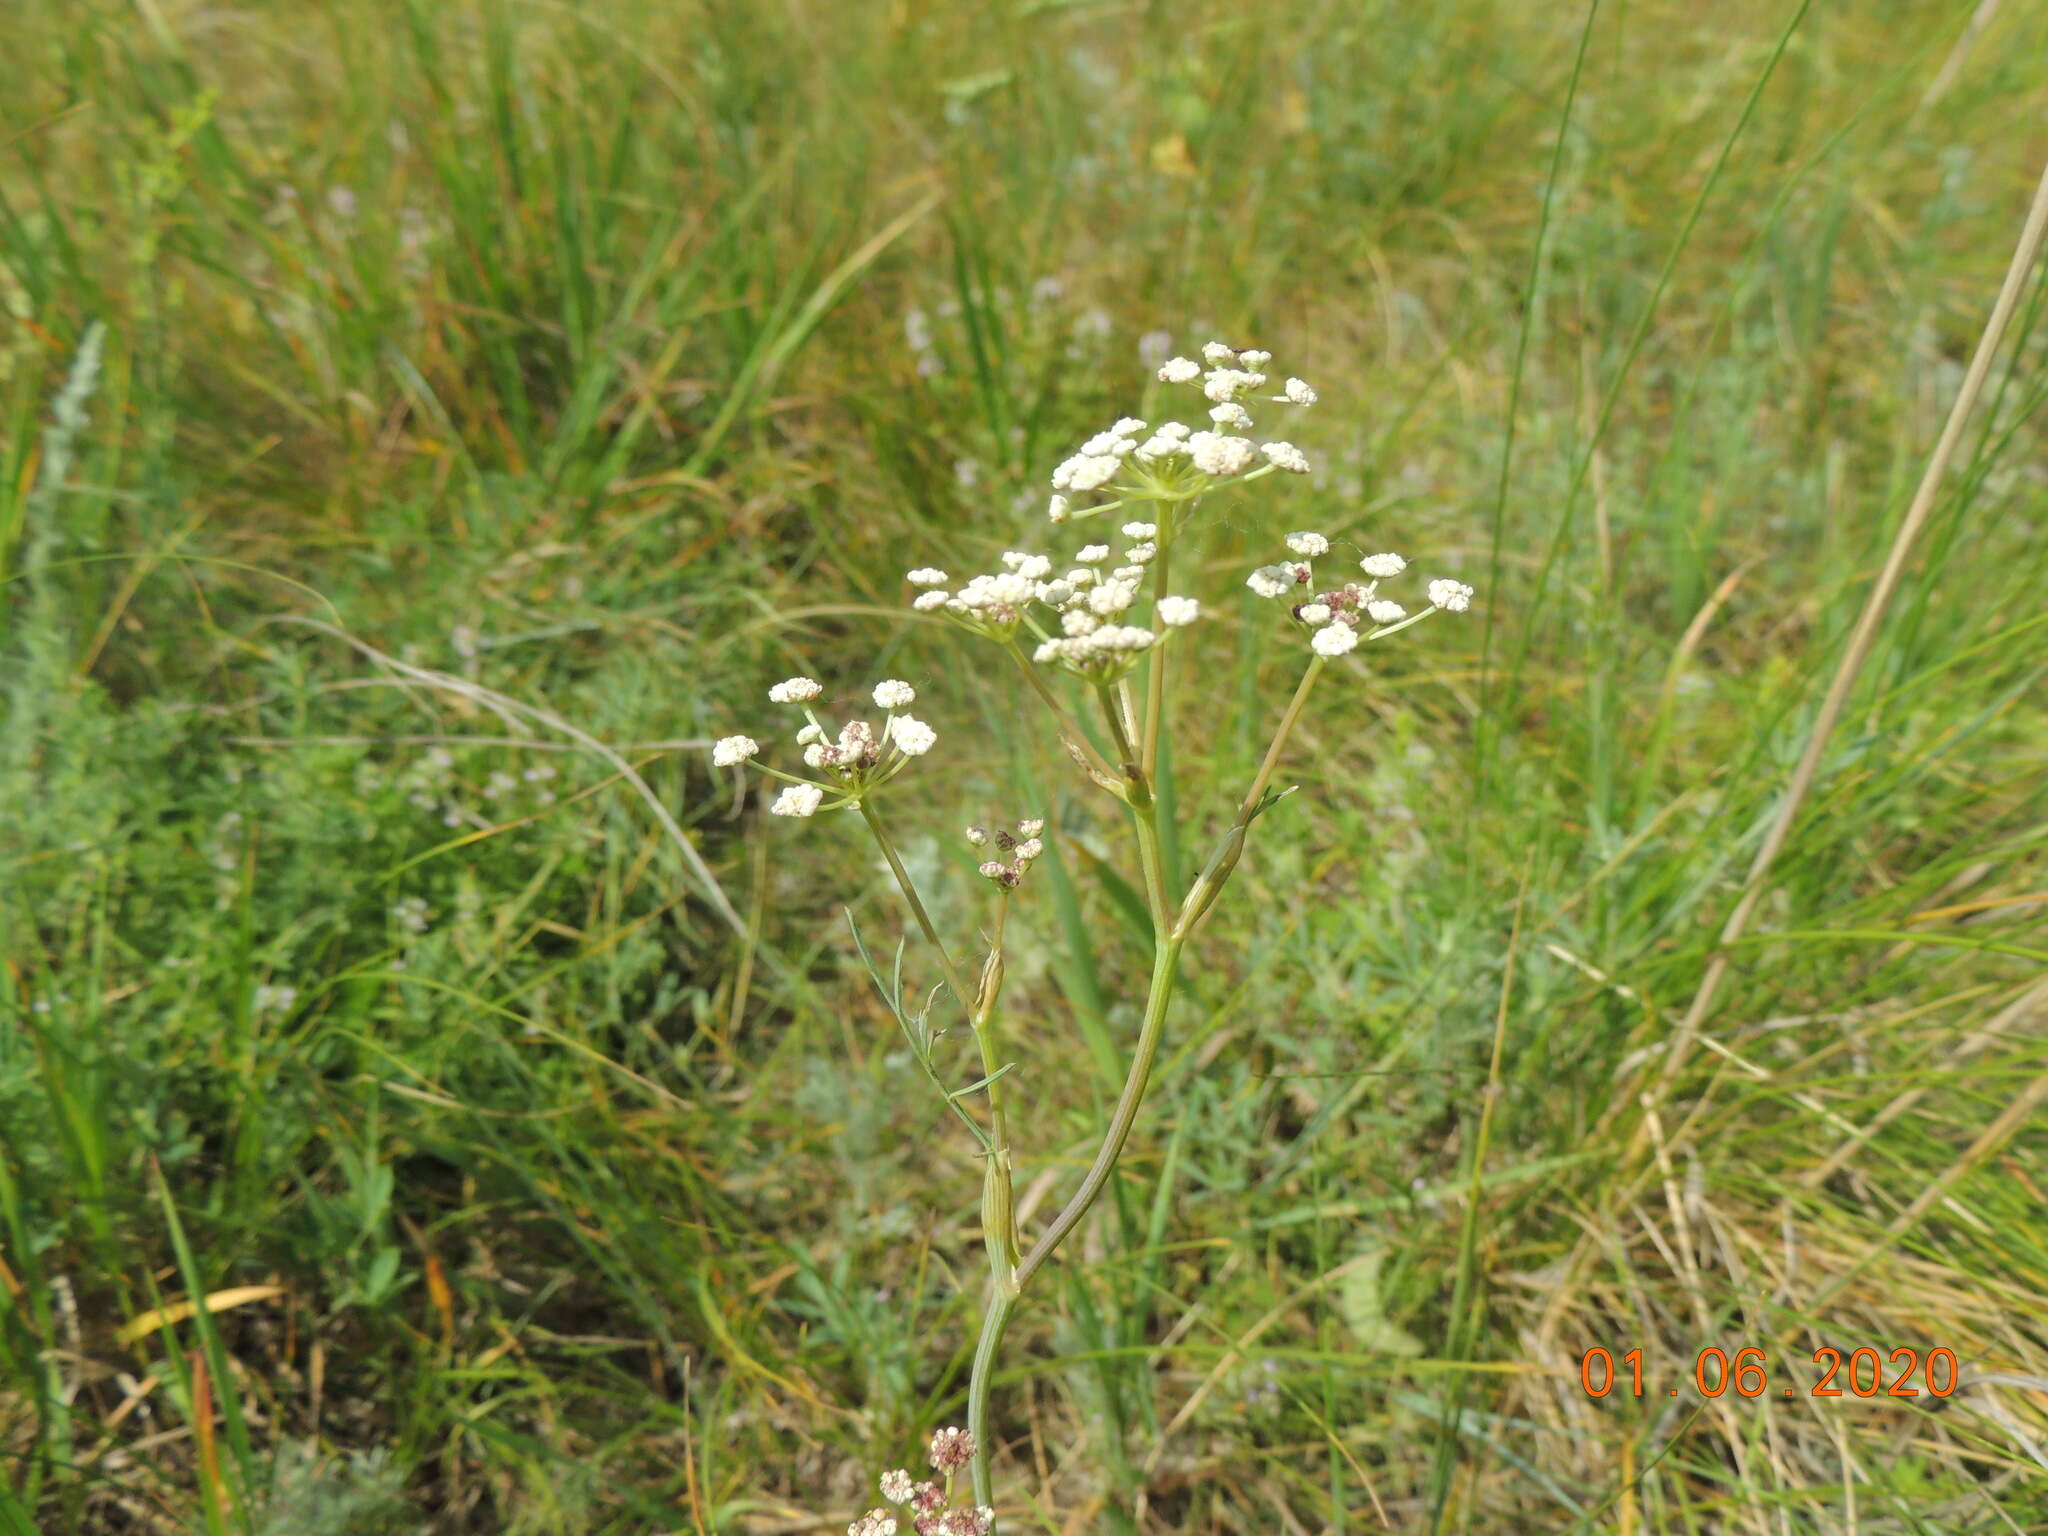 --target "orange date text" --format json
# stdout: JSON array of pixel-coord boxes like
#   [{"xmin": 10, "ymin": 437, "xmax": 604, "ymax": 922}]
[{"xmin": 1578, "ymin": 1346, "xmax": 1958, "ymax": 1400}]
